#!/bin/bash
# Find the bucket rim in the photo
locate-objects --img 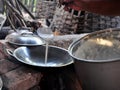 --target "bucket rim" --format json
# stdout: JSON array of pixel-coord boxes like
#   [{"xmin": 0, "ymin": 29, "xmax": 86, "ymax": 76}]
[{"xmin": 68, "ymin": 28, "xmax": 120, "ymax": 63}]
